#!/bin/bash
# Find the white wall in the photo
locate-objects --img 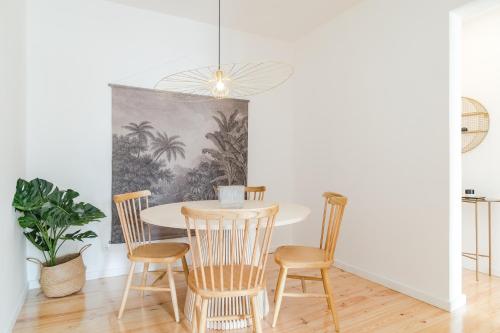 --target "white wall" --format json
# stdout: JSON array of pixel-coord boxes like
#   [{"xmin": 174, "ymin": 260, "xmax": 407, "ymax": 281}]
[
  {"xmin": 25, "ymin": 0, "xmax": 295, "ymax": 287},
  {"xmin": 0, "ymin": 0, "xmax": 27, "ymax": 331},
  {"xmin": 24, "ymin": 0, "xmax": 496, "ymax": 314},
  {"xmin": 462, "ymin": 7, "xmax": 500, "ymax": 274},
  {"xmin": 291, "ymin": 0, "xmax": 471, "ymax": 310}
]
